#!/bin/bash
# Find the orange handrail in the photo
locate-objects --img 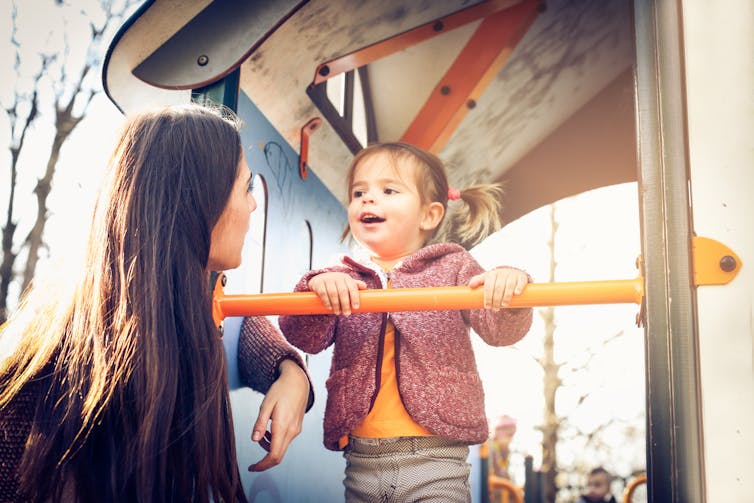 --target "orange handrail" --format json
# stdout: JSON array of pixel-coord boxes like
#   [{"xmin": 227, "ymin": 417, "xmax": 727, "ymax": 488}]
[
  {"xmin": 622, "ymin": 475, "xmax": 647, "ymax": 503},
  {"xmin": 488, "ymin": 476, "xmax": 524, "ymax": 503},
  {"xmin": 212, "ymin": 276, "xmax": 643, "ymax": 324}
]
